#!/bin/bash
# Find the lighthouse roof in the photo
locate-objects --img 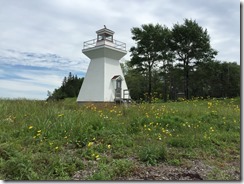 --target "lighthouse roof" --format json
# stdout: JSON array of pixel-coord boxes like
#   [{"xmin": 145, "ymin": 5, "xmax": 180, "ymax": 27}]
[
  {"xmin": 111, "ymin": 75, "xmax": 123, "ymax": 80},
  {"xmin": 96, "ymin": 27, "xmax": 114, "ymax": 35}
]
